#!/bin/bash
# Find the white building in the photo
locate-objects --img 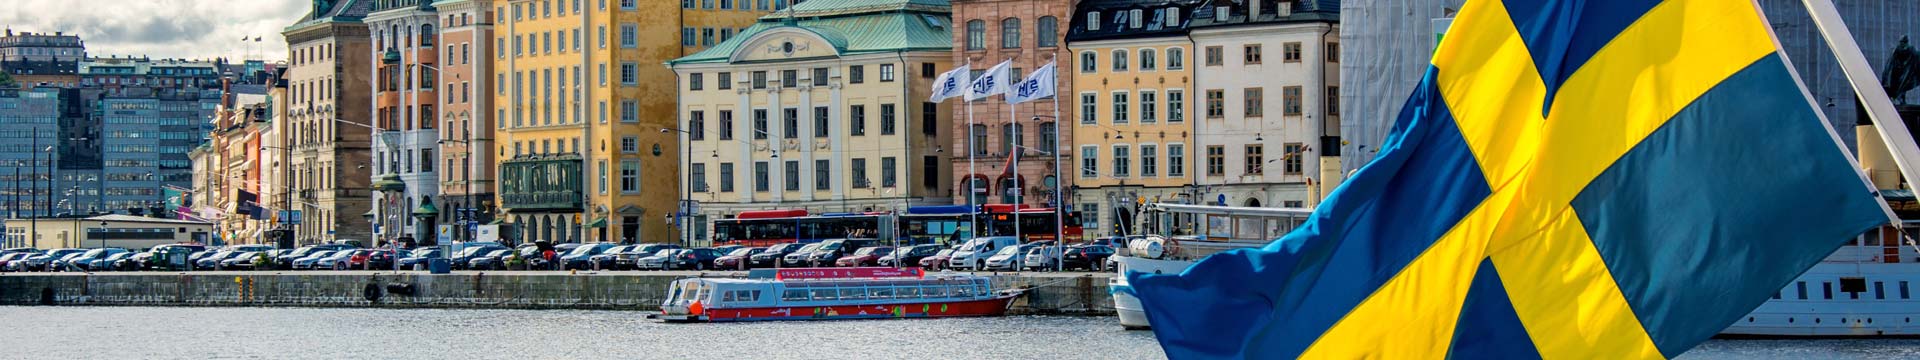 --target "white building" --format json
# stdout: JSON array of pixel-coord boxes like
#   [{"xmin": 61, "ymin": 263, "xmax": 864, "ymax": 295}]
[{"xmin": 1190, "ymin": 0, "xmax": 1340, "ymax": 208}]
